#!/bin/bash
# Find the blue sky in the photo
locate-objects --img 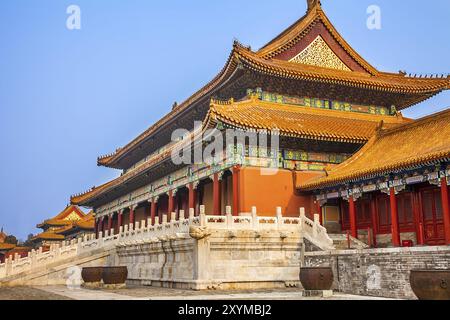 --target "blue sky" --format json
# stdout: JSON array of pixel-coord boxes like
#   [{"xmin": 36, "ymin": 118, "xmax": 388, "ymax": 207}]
[{"xmin": 0, "ymin": 0, "xmax": 449, "ymax": 240}]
